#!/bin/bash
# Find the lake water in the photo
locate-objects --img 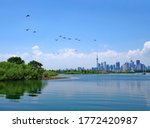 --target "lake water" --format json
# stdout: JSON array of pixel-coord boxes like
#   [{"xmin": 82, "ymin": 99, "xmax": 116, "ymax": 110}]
[{"xmin": 0, "ymin": 74, "xmax": 150, "ymax": 111}]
